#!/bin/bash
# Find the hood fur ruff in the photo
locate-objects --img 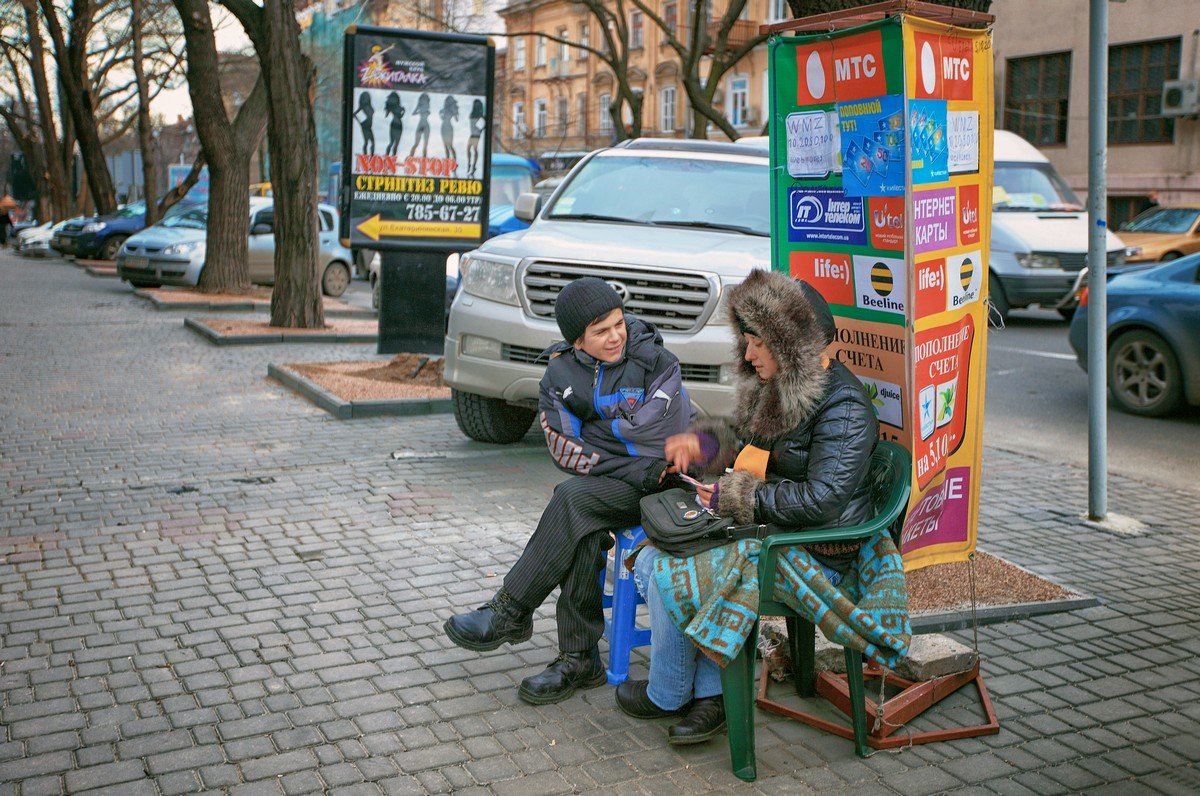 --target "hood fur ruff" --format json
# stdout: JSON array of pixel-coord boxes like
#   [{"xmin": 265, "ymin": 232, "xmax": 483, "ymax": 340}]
[{"xmin": 726, "ymin": 269, "xmax": 831, "ymax": 440}]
